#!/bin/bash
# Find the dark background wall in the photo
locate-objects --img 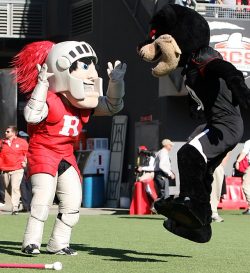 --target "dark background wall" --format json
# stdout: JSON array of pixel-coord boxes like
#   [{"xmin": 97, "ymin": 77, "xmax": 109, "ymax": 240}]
[{"xmin": 77, "ymin": 0, "xmax": 165, "ymax": 187}]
